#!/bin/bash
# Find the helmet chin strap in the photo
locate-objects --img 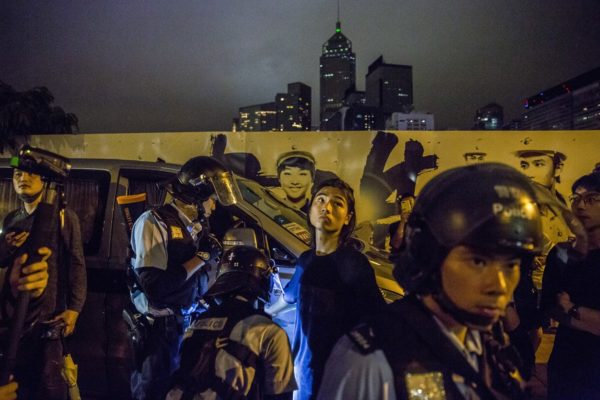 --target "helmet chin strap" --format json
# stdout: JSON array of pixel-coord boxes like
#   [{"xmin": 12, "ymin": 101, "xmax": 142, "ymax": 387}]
[
  {"xmin": 19, "ymin": 190, "xmax": 43, "ymax": 204},
  {"xmin": 433, "ymin": 289, "xmax": 495, "ymax": 331}
]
